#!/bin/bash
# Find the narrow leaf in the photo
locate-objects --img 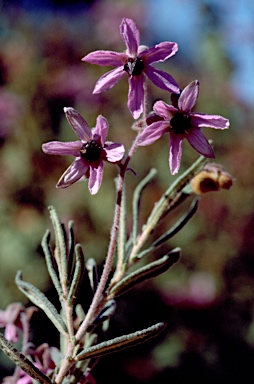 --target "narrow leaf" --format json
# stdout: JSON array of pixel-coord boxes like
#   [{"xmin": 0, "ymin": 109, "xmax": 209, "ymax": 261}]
[
  {"xmin": 41, "ymin": 229, "xmax": 63, "ymax": 298},
  {"xmin": 129, "ymin": 155, "xmax": 207, "ymax": 262},
  {"xmin": 86, "ymin": 258, "xmax": 98, "ymax": 293},
  {"xmin": 117, "ymin": 183, "xmax": 127, "ymax": 268},
  {"xmin": 68, "ymin": 244, "xmax": 85, "ymax": 306},
  {"xmin": 0, "ymin": 333, "xmax": 52, "ymax": 384},
  {"xmin": 134, "ymin": 199, "xmax": 198, "ymax": 261},
  {"xmin": 132, "ymin": 168, "xmax": 157, "ymax": 246},
  {"xmin": 76, "ymin": 322, "xmax": 166, "ymax": 361},
  {"xmin": 48, "ymin": 206, "xmax": 68, "ymax": 289},
  {"xmin": 15, "ymin": 271, "xmax": 68, "ymax": 337},
  {"xmin": 67, "ymin": 220, "xmax": 75, "ymax": 279},
  {"xmin": 152, "ymin": 198, "xmax": 199, "ymax": 248},
  {"xmin": 146, "ymin": 155, "xmax": 206, "ymax": 227},
  {"xmin": 109, "ymin": 248, "xmax": 180, "ymax": 297},
  {"xmin": 92, "ymin": 299, "xmax": 116, "ymax": 326}
]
